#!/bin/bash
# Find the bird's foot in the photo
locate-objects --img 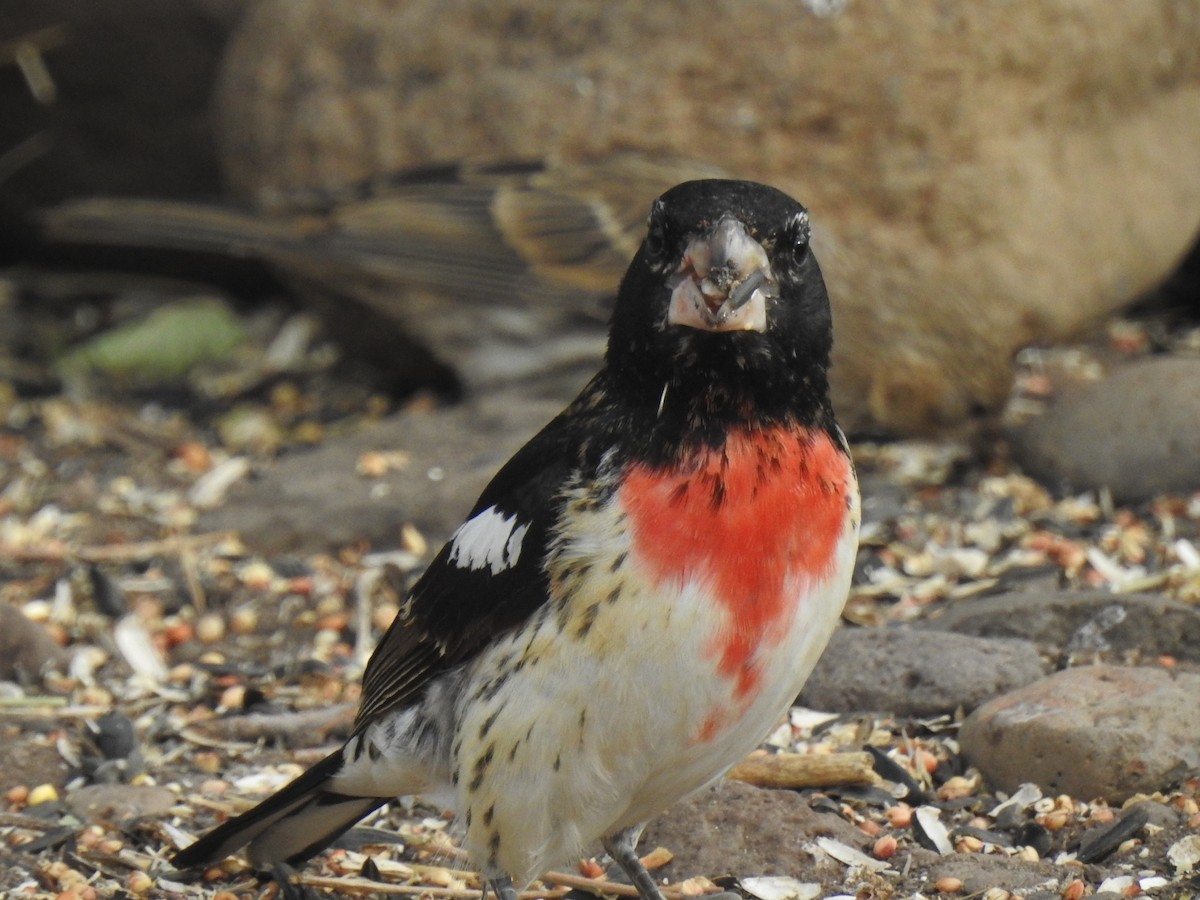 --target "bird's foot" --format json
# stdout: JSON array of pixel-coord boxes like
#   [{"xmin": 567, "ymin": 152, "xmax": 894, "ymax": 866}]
[
  {"xmin": 602, "ymin": 826, "xmax": 667, "ymax": 900},
  {"xmin": 483, "ymin": 875, "xmax": 519, "ymax": 900}
]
